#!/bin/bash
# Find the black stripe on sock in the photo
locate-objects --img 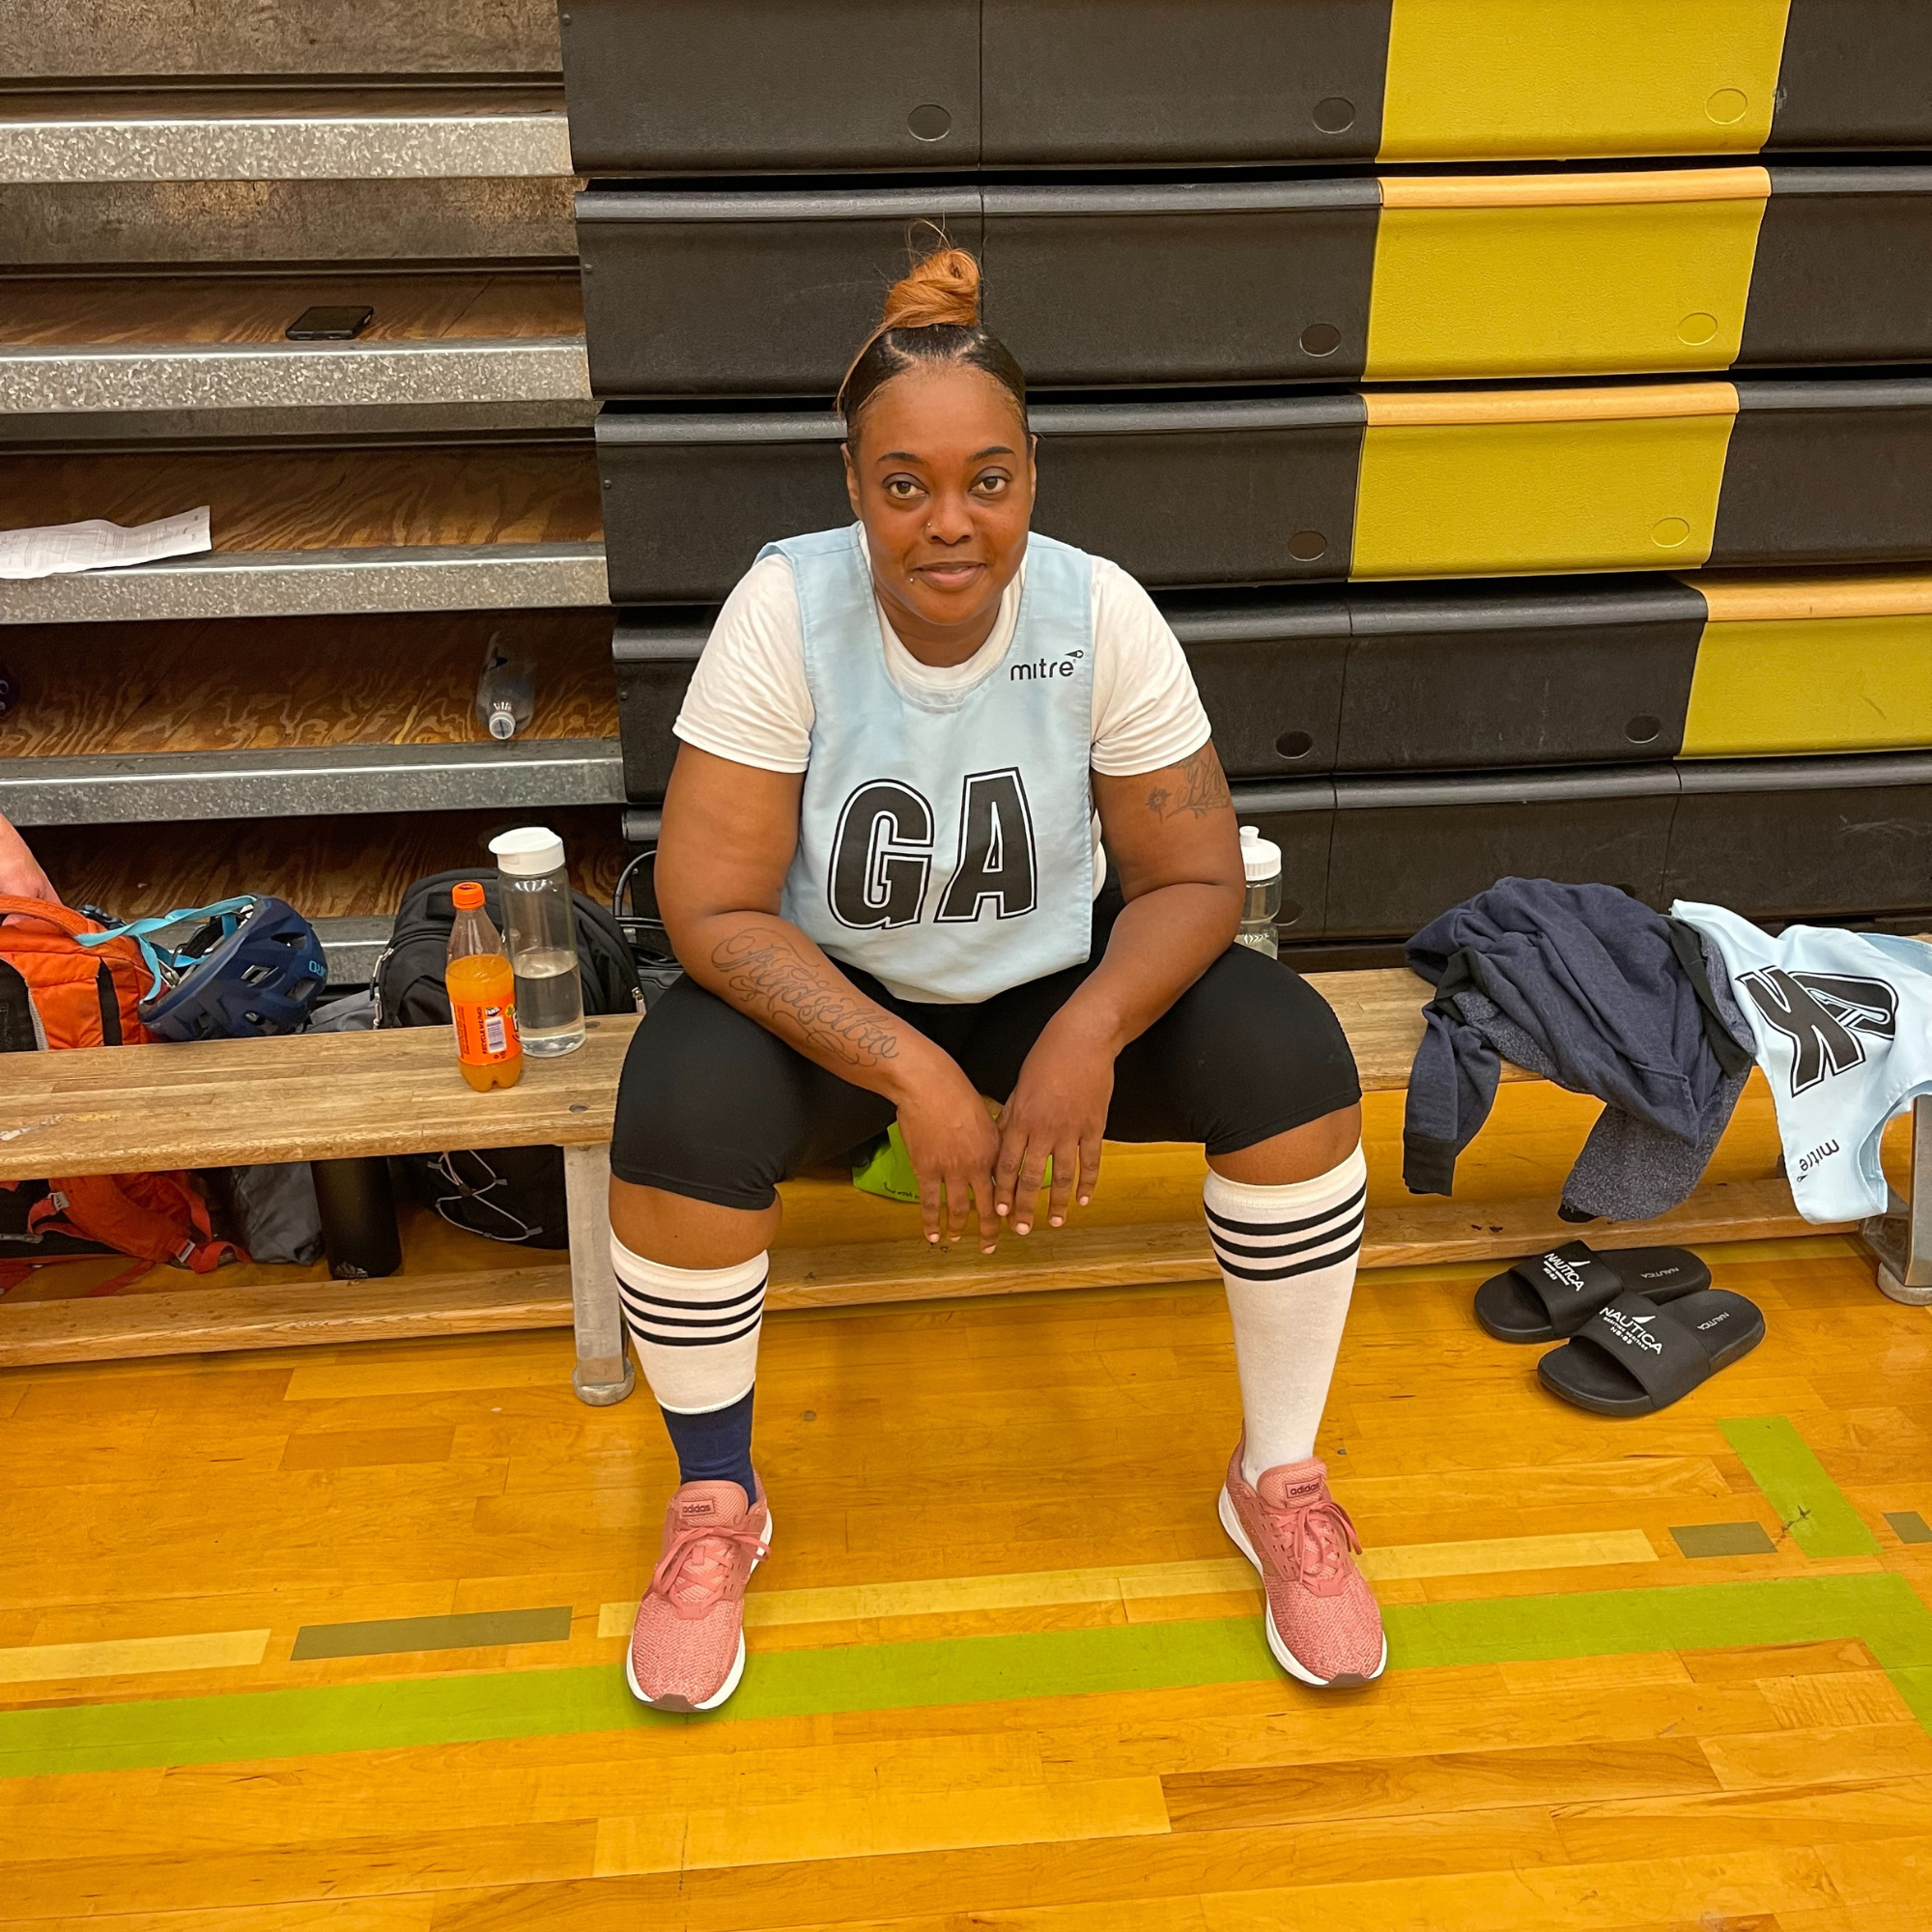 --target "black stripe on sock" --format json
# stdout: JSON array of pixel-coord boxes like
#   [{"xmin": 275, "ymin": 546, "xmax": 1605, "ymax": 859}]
[
  {"xmin": 628, "ymin": 1313, "xmax": 765, "ymax": 1350},
  {"xmin": 1205, "ymin": 1179, "xmax": 1367, "ymax": 1241},
  {"xmin": 1209, "ymin": 1206, "xmax": 1366, "ymax": 1264},
  {"xmin": 620, "ymin": 1292, "xmax": 766, "ymax": 1333},
  {"xmin": 613, "ymin": 1275, "xmax": 768, "ymax": 1313},
  {"xmin": 1213, "ymin": 1236, "xmax": 1363, "ymax": 1284}
]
